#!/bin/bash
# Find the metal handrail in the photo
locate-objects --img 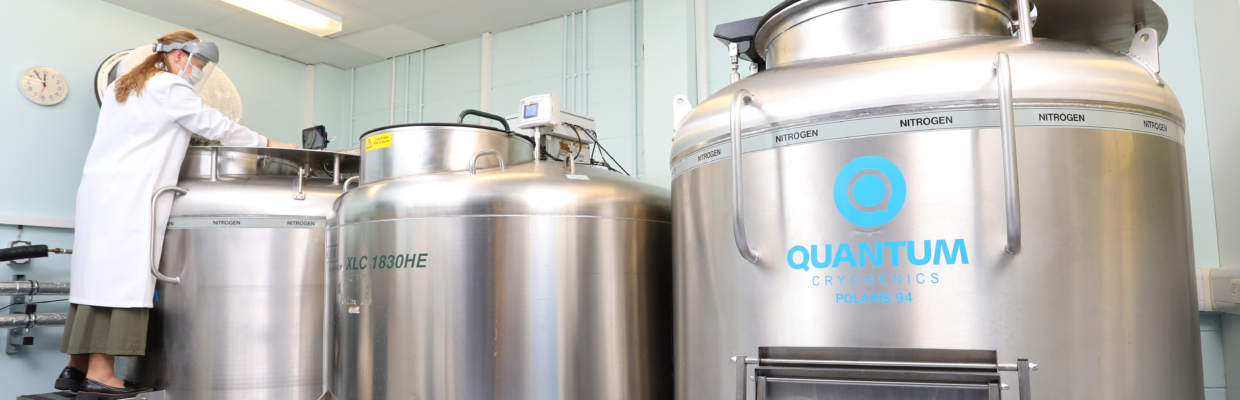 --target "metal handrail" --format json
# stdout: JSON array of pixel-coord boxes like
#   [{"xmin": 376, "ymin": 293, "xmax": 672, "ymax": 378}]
[
  {"xmin": 470, "ymin": 150, "xmax": 507, "ymax": 175},
  {"xmin": 150, "ymin": 186, "xmax": 187, "ymax": 284},
  {"xmin": 731, "ymin": 89, "xmax": 759, "ymax": 264},
  {"xmin": 996, "ymin": 52, "xmax": 1023, "ymax": 255}
]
